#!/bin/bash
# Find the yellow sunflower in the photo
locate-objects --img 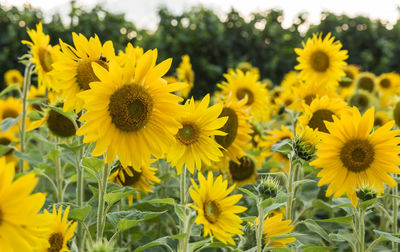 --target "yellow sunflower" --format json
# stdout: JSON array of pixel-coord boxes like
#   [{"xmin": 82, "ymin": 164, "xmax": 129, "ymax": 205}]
[
  {"xmin": 264, "ymin": 125, "xmax": 293, "ymax": 173},
  {"xmin": 310, "ymin": 107, "xmax": 400, "ymax": 206},
  {"xmin": 166, "ymin": 95, "xmax": 227, "ymax": 174},
  {"xmin": 355, "ymin": 72, "xmax": 376, "ymax": 93},
  {"xmin": 0, "ymin": 129, "xmax": 19, "ymax": 165},
  {"xmin": 337, "ymin": 65, "xmax": 359, "ymax": 98},
  {"xmin": 218, "ymin": 69, "xmax": 269, "ymax": 120},
  {"xmin": 28, "ymin": 85, "xmax": 47, "ymax": 111},
  {"xmin": 229, "ymin": 62, "xmax": 260, "ymax": 80},
  {"xmin": 4, "ymin": 69, "xmax": 24, "ymax": 88},
  {"xmin": 228, "ymin": 155, "xmax": 257, "ymax": 186},
  {"xmin": 274, "ymin": 87, "xmax": 297, "ymax": 111},
  {"xmin": 42, "ymin": 205, "xmax": 77, "ymax": 252},
  {"xmin": 298, "ymin": 96, "xmax": 349, "ymax": 134},
  {"xmin": 22, "ymin": 22, "xmax": 59, "ymax": 88},
  {"xmin": 295, "ymin": 33, "xmax": 348, "ymax": 84},
  {"xmin": 52, "ymin": 33, "xmax": 115, "ymax": 112},
  {"xmin": 280, "ymin": 71, "xmax": 300, "ymax": 90},
  {"xmin": 377, "ymin": 72, "xmax": 399, "ymax": 95},
  {"xmin": 374, "ymin": 110, "xmax": 390, "ymax": 127},
  {"xmin": 0, "ymin": 156, "xmax": 50, "ymax": 251},
  {"xmin": 116, "ymin": 43, "xmax": 144, "ymax": 70},
  {"xmin": 294, "ymin": 126, "xmax": 320, "ymax": 161},
  {"xmin": 77, "ymin": 50, "xmax": 185, "ymax": 169},
  {"xmin": 0, "ymin": 97, "xmax": 24, "ymax": 133},
  {"xmin": 189, "ymin": 171, "xmax": 247, "ymax": 245},
  {"xmin": 263, "ymin": 213, "xmax": 296, "ymax": 248},
  {"xmin": 176, "ymin": 54, "xmax": 195, "ymax": 98},
  {"xmin": 293, "ymin": 81, "xmax": 338, "ymax": 111},
  {"xmin": 347, "ymin": 89, "xmax": 376, "ymax": 113},
  {"xmin": 109, "ymin": 160, "xmax": 160, "ymax": 205}
]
